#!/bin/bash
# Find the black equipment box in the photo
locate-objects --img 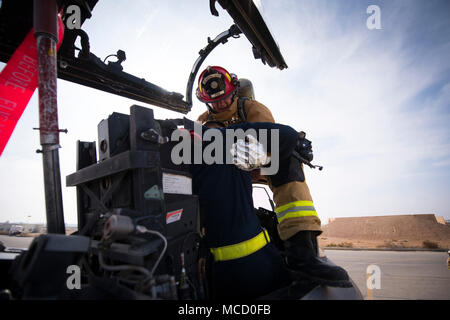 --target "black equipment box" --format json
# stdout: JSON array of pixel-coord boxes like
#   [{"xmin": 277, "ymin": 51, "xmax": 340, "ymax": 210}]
[{"xmin": 66, "ymin": 105, "xmax": 200, "ymax": 284}]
